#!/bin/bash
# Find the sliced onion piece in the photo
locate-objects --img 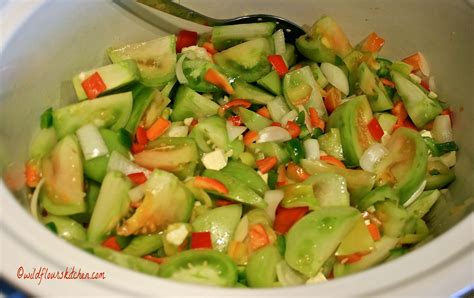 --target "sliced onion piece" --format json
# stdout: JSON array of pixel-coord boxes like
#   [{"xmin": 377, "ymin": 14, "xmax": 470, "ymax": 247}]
[
  {"xmin": 304, "ymin": 138, "xmax": 320, "ymax": 161},
  {"xmin": 273, "ymin": 29, "xmax": 286, "ymax": 56},
  {"xmin": 30, "ymin": 178, "xmax": 45, "ymax": 220},
  {"xmin": 418, "ymin": 52, "xmax": 430, "ymax": 76},
  {"xmin": 166, "ymin": 125, "xmax": 189, "ymax": 138},
  {"xmin": 108, "ymin": 151, "xmax": 150, "ymax": 177},
  {"xmin": 176, "ymin": 54, "xmax": 188, "ymax": 84},
  {"xmin": 76, "ymin": 123, "xmax": 109, "ymax": 160},
  {"xmin": 280, "ymin": 109, "xmax": 298, "ymax": 127},
  {"xmin": 403, "ymin": 180, "xmax": 427, "ymax": 207},
  {"xmin": 431, "ymin": 115, "xmax": 453, "ymax": 143},
  {"xmin": 428, "ymin": 76, "xmax": 437, "ymax": 91},
  {"xmin": 226, "ymin": 120, "xmax": 247, "ymax": 142},
  {"xmin": 128, "ymin": 184, "xmax": 146, "ymax": 203},
  {"xmin": 359, "ymin": 143, "xmax": 388, "ymax": 172},
  {"xmin": 320, "ymin": 62, "xmax": 349, "ymax": 95},
  {"xmin": 264, "ymin": 190, "xmax": 285, "ymax": 222},
  {"xmin": 276, "ymin": 260, "xmax": 306, "ymax": 286},
  {"xmin": 233, "ymin": 215, "xmax": 249, "ymax": 242},
  {"xmin": 256, "ymin": 126, "xmax": 292, "ymax": 143}
]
